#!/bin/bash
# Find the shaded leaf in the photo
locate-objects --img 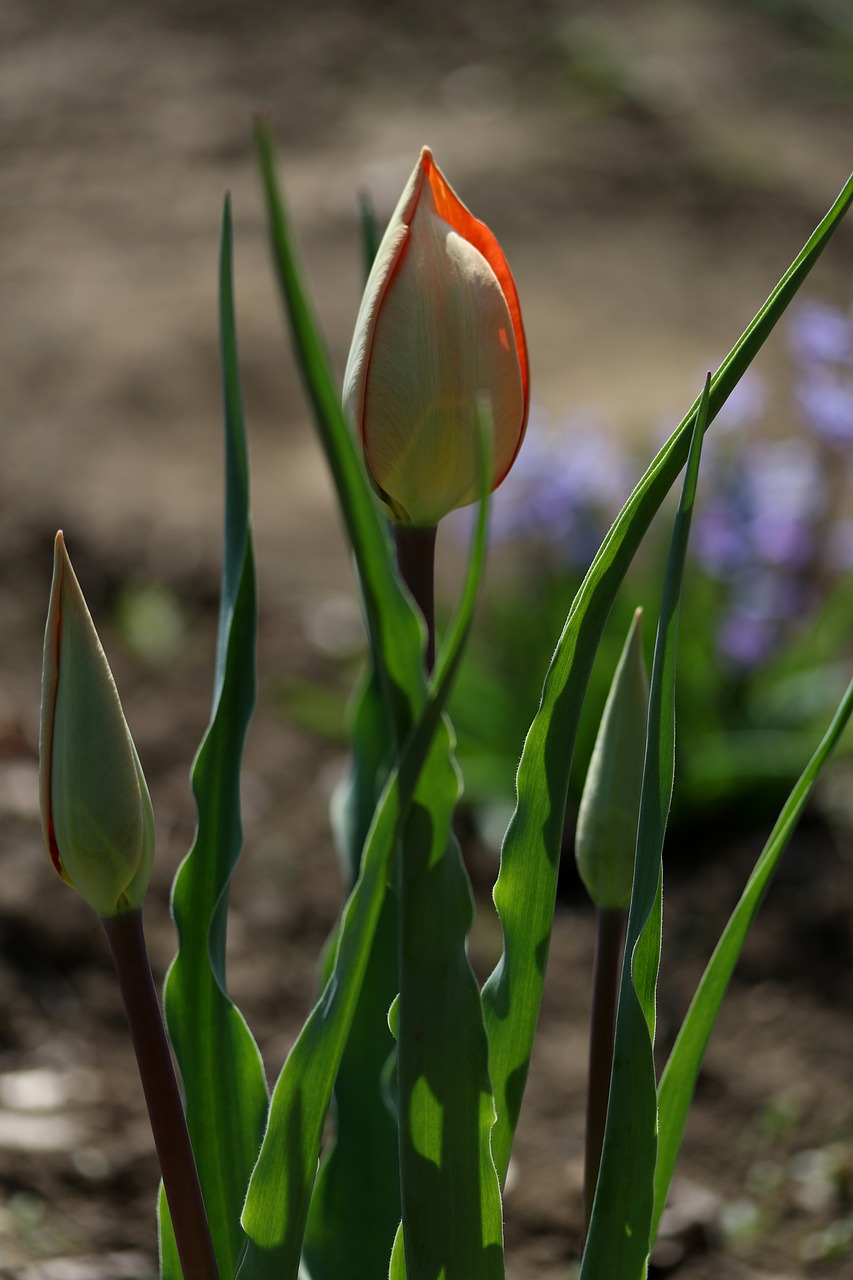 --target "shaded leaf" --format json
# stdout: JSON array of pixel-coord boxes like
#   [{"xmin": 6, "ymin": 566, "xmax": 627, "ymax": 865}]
[{"xmin": 160, "ymin": 195, "xmax": 269, "ymax": 1278}]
